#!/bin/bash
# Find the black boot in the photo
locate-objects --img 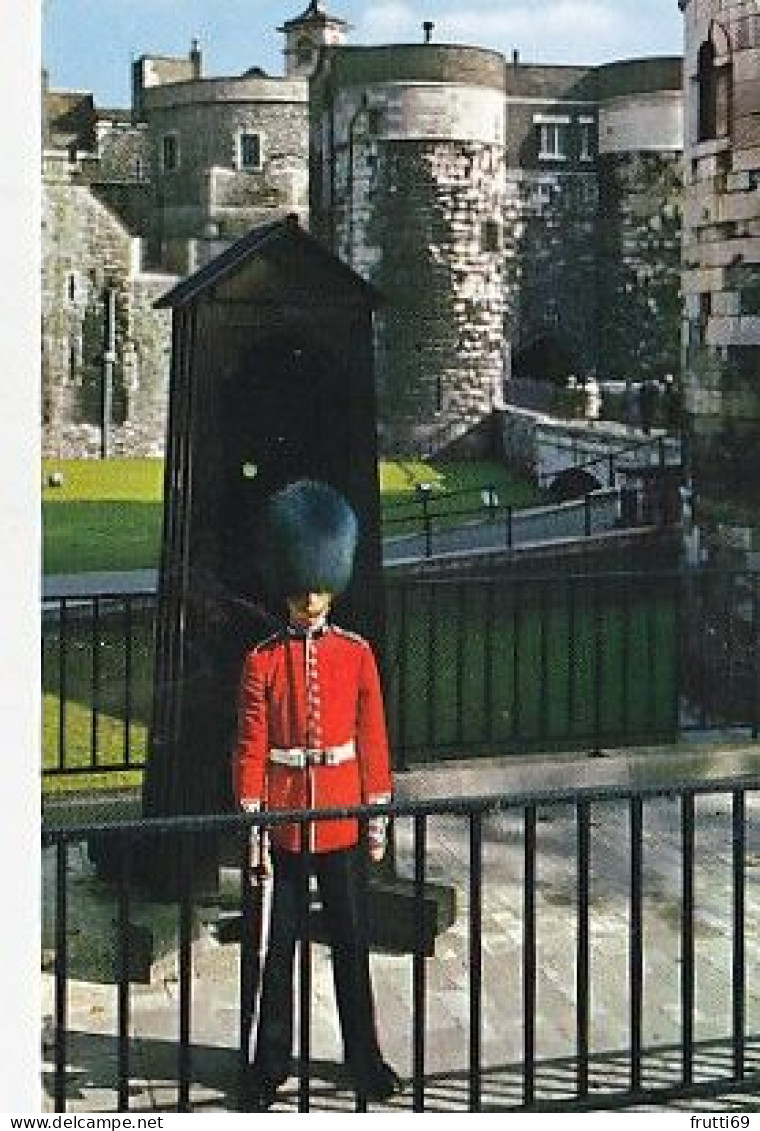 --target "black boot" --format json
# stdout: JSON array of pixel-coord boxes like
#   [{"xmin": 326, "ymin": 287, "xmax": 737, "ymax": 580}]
[
  {"xmin": 350, "ymin": 1058, "xmax": 403, "ymax": 1102},
  {"xmin": 245, "ymin": 1068, "xmax": 287, "ymax": 1111}
]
